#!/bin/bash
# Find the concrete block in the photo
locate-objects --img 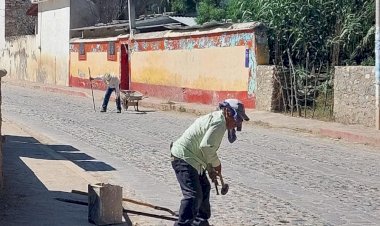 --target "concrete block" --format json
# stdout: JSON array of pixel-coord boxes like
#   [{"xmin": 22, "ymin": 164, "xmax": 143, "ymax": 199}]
[{"xmin": 88, "ymin": 183, "xmax": 123, "ymax": 225}]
